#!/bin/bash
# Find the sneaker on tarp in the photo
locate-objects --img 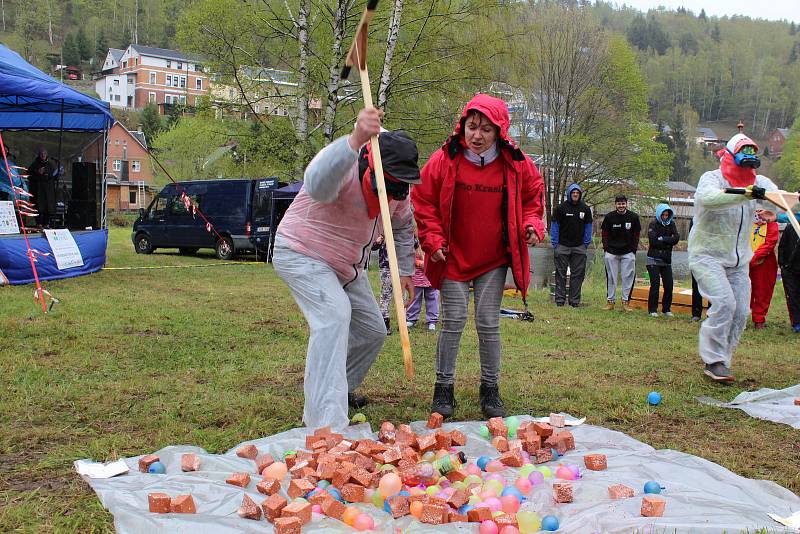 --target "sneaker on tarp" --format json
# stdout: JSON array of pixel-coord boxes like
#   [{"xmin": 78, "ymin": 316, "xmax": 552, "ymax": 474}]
[{"xmin": 703, "ymin": 362, "xmax": 735, "ymax": 383}]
